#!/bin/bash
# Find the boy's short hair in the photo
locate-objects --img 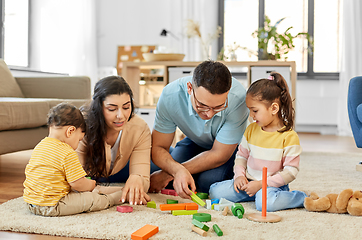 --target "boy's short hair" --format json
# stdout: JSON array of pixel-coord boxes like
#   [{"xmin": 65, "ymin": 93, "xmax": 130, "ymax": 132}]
[{"xmin": 47, "ymin": 103, "xmax": 86, "ymax": 132}]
